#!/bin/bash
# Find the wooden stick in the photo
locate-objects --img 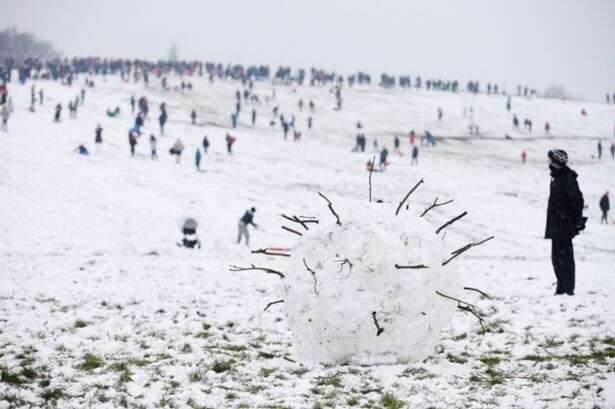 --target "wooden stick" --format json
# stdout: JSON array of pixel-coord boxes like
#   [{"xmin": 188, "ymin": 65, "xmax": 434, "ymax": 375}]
[
  {"xmin": 318, "ymin": 192, "xmax": 341, "ymax": 225},
  {"xmin": 442, "ymin": 235, "xmax": 494, "ymax": 266},
  {"xmin": 303, "ymin": 258, "xmax": 319, "ymax": 295},
  {"xmin": 263, "ymin": 299, "xmax": 284, "ymax": 311},
  {"xmin": 229, "ymin": 264, "xmax": 285, "ymax": 278},
  {"xmin": 281, "ymin": 225, "xmax": 303, "ymax": 236},
  {"xmin": 463, "ymin": 287, "xmax": 491, "ymax": 299},
  {"xmin": 251, "ymin": 248, "xmax": 291, "ymax": 257},
  {"xmin": 371, "ymin": 311, "xmax": 384, "ymax": 336},
  {"xmin": 394, "ymin": 264, "xmax": 430, "ymax": 269},
  {"xmin": 435, "ymin": 290, "xmax": 475, "ymax": 308},
  {"xmin": 435, "ymin": 211, "xmax": 467, "ymax": 234},
  {"xmin": 281, "ymin": 214, "xmax": 309, "ymax": 230},
  {"xmin": 420, "ymin": 197, "xmax": 454, "ymax": 217},
  {"xmin": 395, "ymin": 178, "xmax": 424, "ymax": 215}
]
